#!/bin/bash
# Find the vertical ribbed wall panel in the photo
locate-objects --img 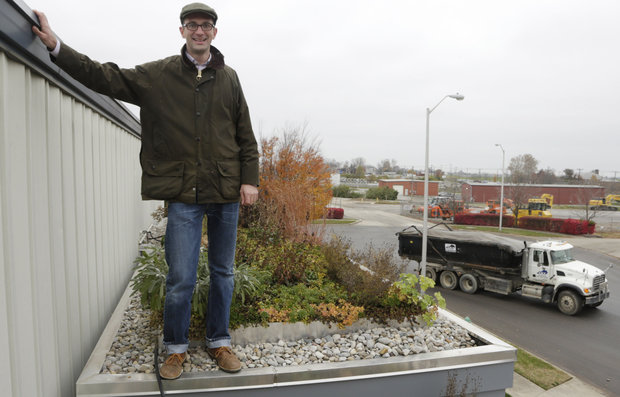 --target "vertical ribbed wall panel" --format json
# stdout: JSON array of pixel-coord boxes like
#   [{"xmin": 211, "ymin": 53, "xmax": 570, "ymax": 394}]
[{"xmin": 0, "ymin": 51, "xmax": 158, "ymax": 397}]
